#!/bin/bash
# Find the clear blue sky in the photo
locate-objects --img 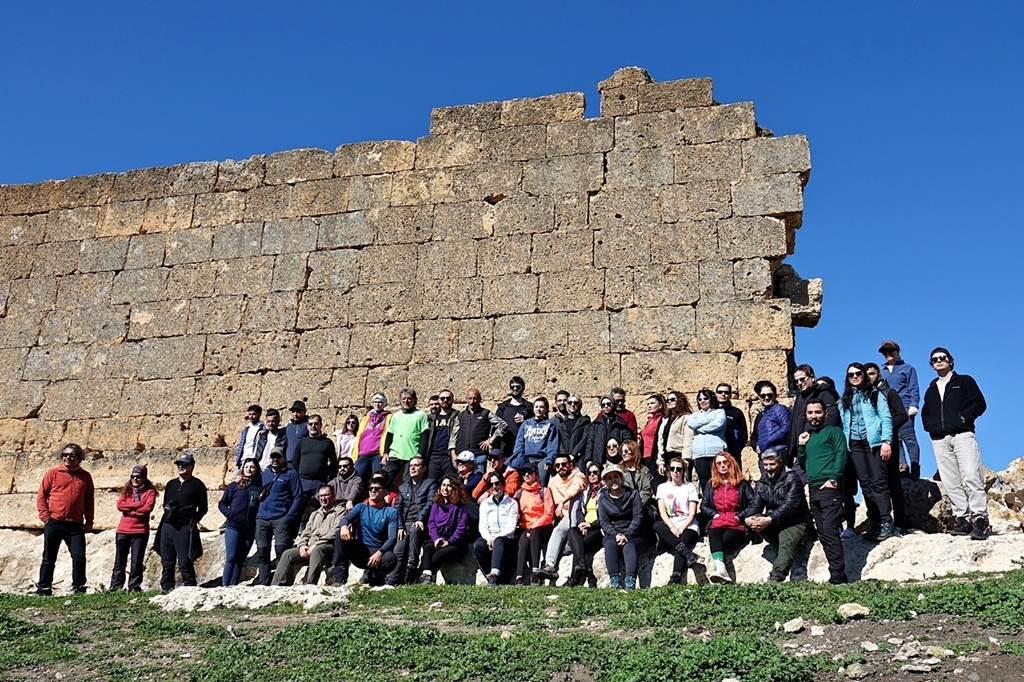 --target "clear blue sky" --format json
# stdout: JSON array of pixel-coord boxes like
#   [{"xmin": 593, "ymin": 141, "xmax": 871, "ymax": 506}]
[{"xmin": 2, "ymin": 2, "xmax": 1021, "ymax": 472}]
